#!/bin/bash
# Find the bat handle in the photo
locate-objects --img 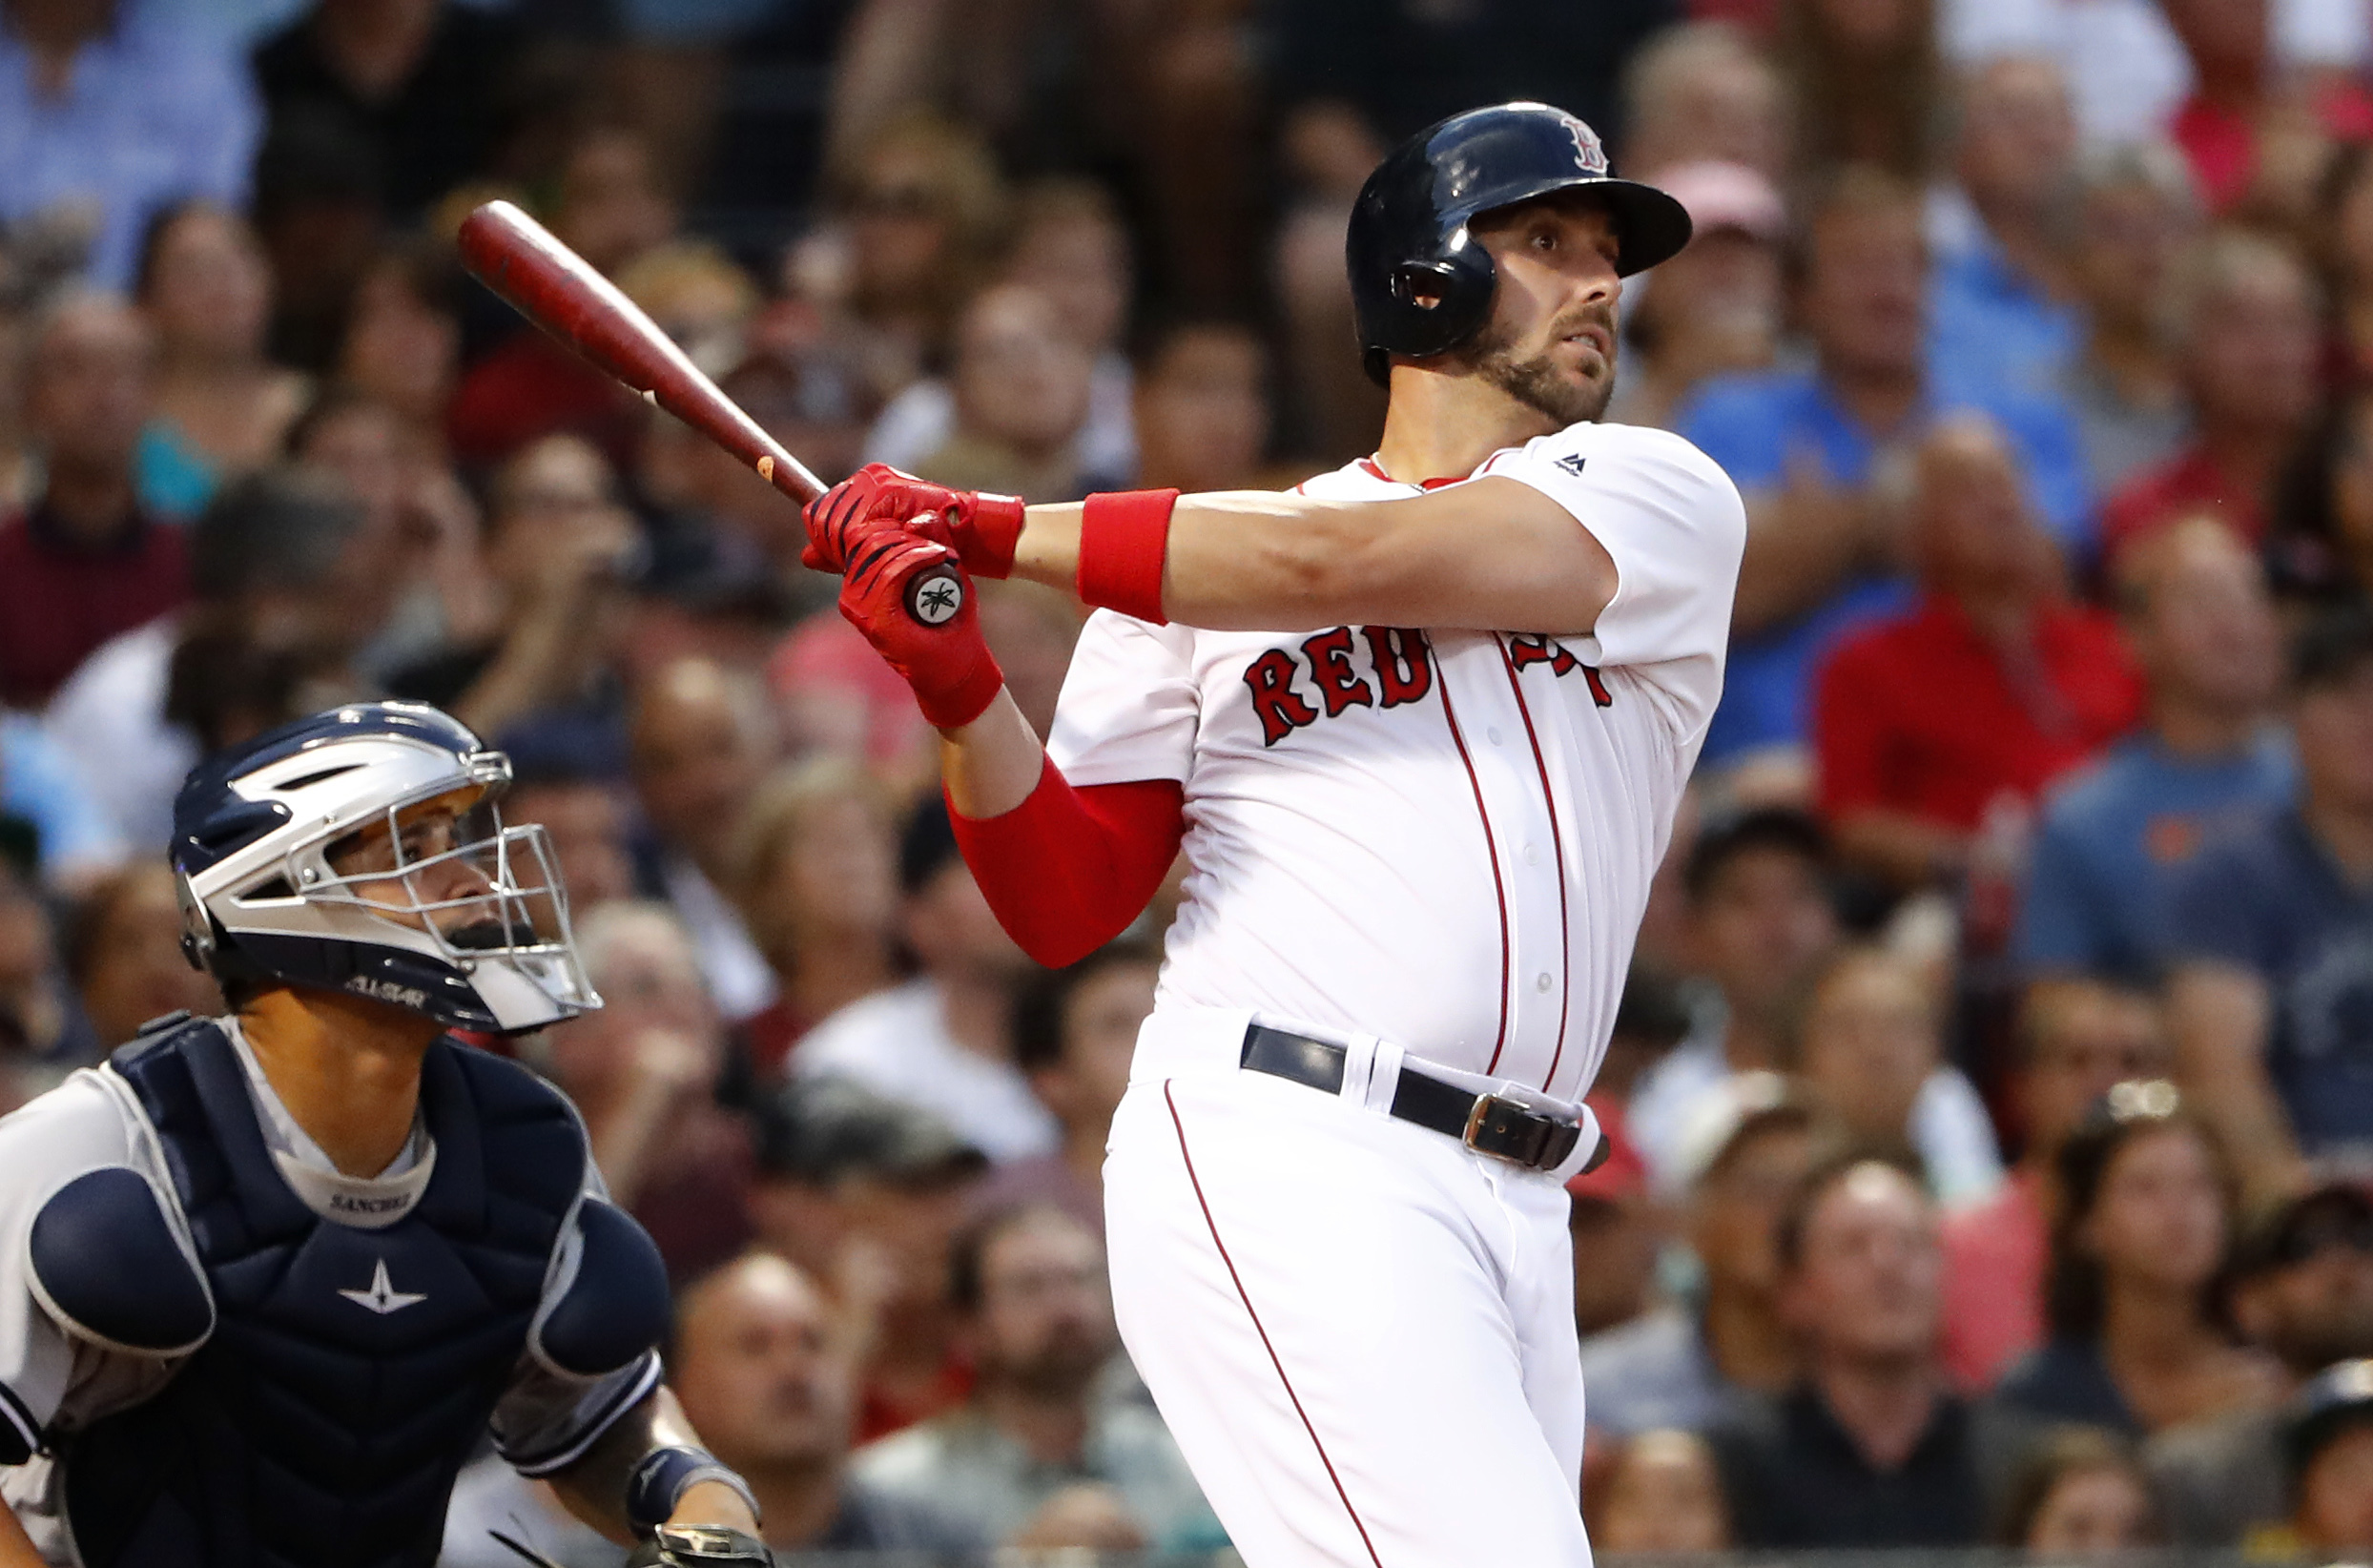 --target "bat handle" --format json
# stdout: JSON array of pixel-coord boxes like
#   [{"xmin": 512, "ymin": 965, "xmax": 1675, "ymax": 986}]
[{"xmin": 903, "ymin": 564, "xmax": 968, "ymax": 629}]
